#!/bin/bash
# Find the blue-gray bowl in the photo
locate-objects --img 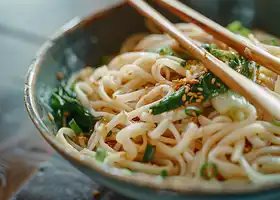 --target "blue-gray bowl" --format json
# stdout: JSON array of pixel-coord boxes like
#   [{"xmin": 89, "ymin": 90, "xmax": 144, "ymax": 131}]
[{"xmin": 24, "ymin": 2, "xmax": 280, "ymax": 200}]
